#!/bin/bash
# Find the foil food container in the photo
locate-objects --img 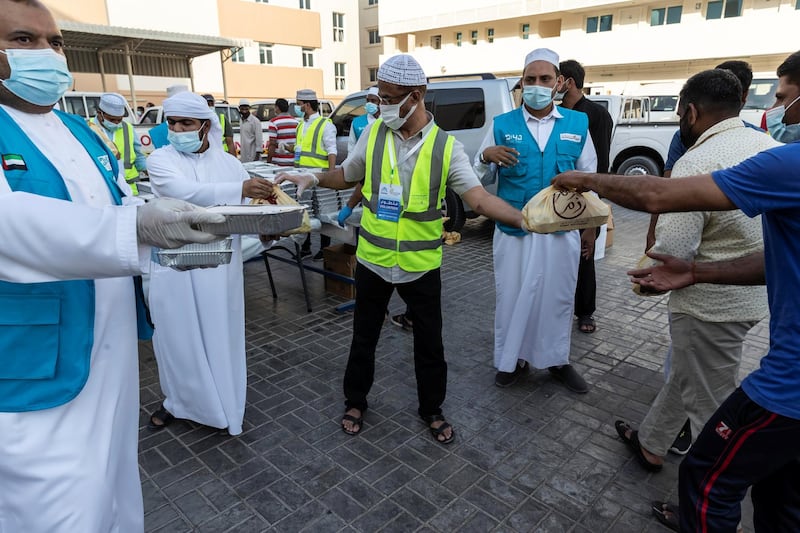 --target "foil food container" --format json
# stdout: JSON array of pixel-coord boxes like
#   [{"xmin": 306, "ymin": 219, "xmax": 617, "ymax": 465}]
[
  {"xmin": 198, "ymin": 204, "xmax": 307, "ymax": 235},
  {"xmin": 155, "ymin": 238, "xmax": 233, "ymax": 268}
]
